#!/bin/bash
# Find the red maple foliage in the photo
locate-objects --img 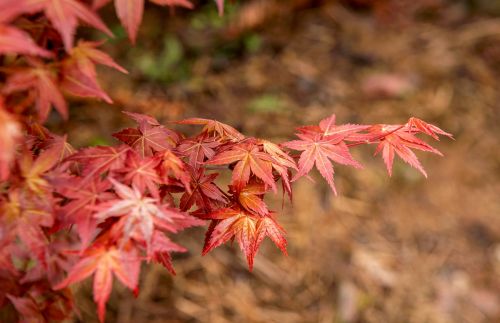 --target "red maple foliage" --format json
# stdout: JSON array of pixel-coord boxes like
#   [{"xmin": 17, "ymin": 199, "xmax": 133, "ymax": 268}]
[{"xmin": 0, "ymin": 0, "xmax": 451, "ymax": 322}]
